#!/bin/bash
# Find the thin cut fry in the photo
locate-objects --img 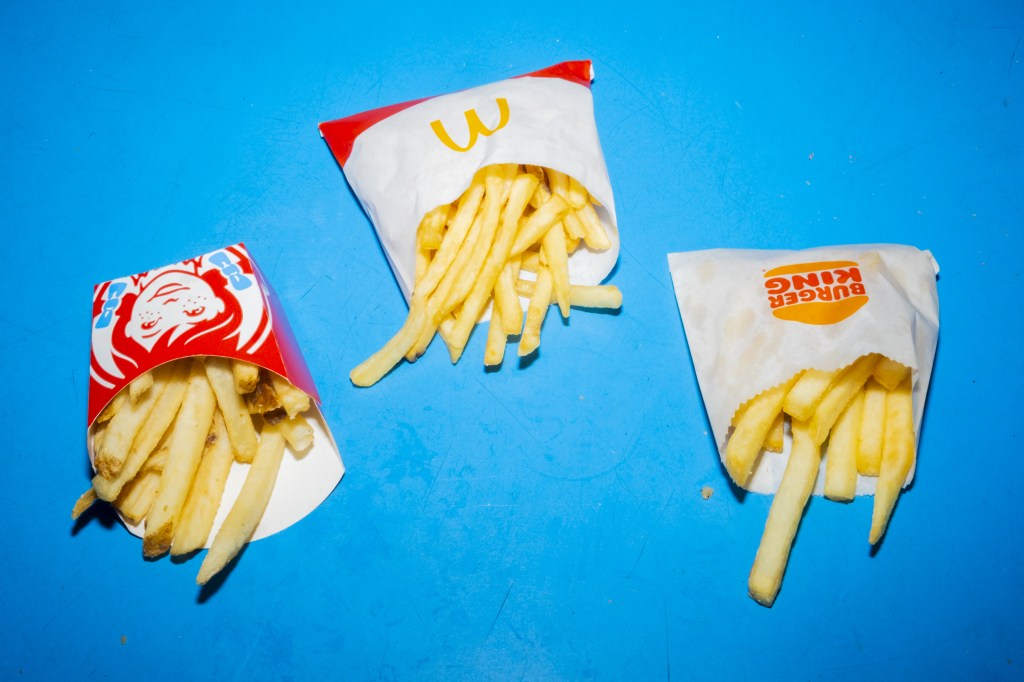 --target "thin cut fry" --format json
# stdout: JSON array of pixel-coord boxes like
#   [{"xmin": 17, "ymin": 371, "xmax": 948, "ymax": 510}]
[
  {"xmin": 824, "ymin": 389, "xmax": 864, "ymax": 501},
  {"xmin": 870, "ymin": 378, "xmax": 915, "ymax": 544},
  {"xmin": 542, "ymin": 221, "xmax": 571, "ymax": 318},
  {"xmin": 484, "ymin": 305, "xmax": 507, "ymax": 367},
  {"xmin": 415, "ymin": 172, "xmax": 486, "ymax": 299},
  {"xmin": 724, "ymin": 377, "xmax": 798, "ymax": 486},
  {"xmin": 519, "ymin": 267, "xmax": 553, "ymax": 357},
  {"xmin": 205, "ymin": 357, "xmax": 259, "ymax": 463},
  {"xmin": 514, "ymin": 279, "xmax": 622, "ymax": 310},
  {"xmin": 197, "ymin": 425, "xmax": 287, "ymax": 585},
  {"xmin": 494, "ymin": 260, "xmax": 523, "ymax": 335},
  {"xmin": 510, "ymin": 193, "xmax": 570, "ymax": 256},
  {"xmin": 417, "ymin": 203, "xmax": 451, "ymax": 251},
  {"xmin": 748, "ymin": 419, "xmax": 822, "ymax": 607},
  {"xmin": 574, "ymin": 201, "xmax": 612, "ymax": 251},
  {"xmin": 172, "ymin": 411, "xmax": 236, "ymax": 555},
  {"xmin": 350, "ymin": 302, "xmax": 428, "ymax": 387}
]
